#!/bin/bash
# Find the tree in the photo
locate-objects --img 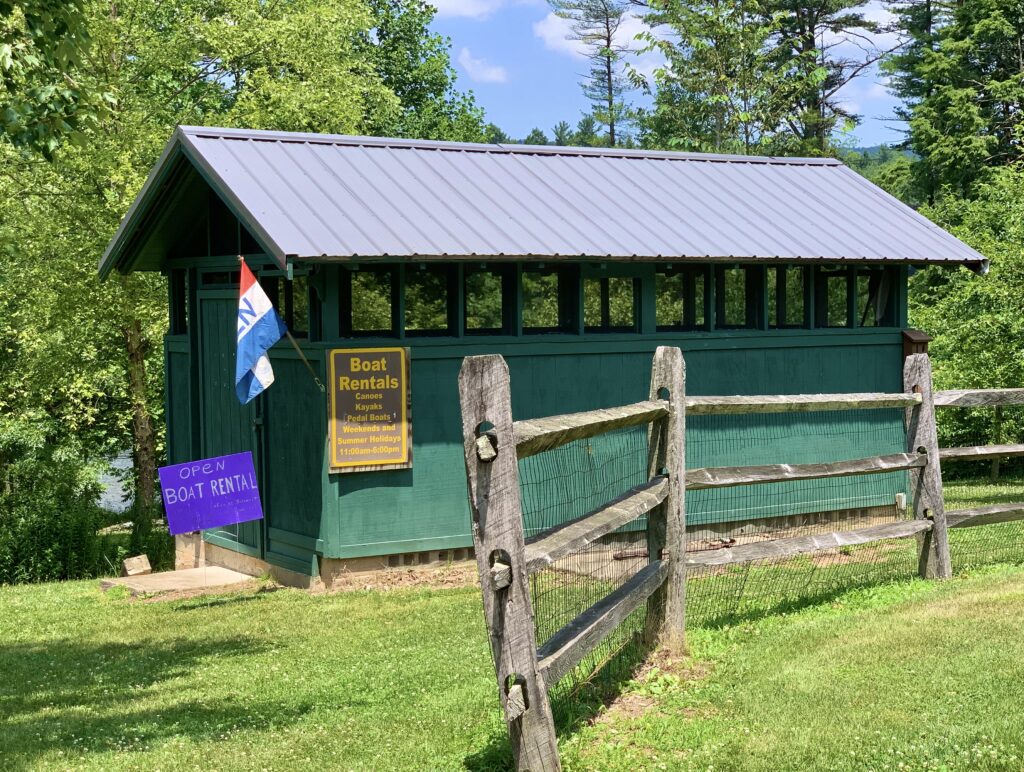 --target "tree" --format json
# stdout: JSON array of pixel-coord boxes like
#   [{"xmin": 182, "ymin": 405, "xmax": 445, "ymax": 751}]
[
  {"xmin": 361, "ymin": 0, "xmax": 485, "ymax": 141},
  {"xmin": 0, "ymin": 0, "xmax": 111, "ymax": 154},
  {"xmin": 573, "ymin": 113, "xmax": 601, "ymax": 145},
  {"xmin": 552, "ymin": 120, "xmax": 573, "ymax": 144},
  {"xmin": 908, "ymin": 166, "xmax": 1024, "ymax": 446},
  {"xmin": 638, "ymin": 0, "xmax": 789, "ymax": 153},
  {"xmin": 886, "ymin": 0, "xmax": 1024, "ymax": 198},
  {"xmin": 523, "ymin": 127, "xmax": 549, "ymax": 144},
  {"xmin": 550, "ymin": 0, "xmax": 633, "ymax": 145},
  {"xmin": 0, "ymin": 0, "xmax": 483, "ymax": 545},
  {"xmin": 484, "ymin": 122, "xmax": 511, "ymax": 143},
  {"xmin": 764, "ymin": 0, "xmax": 889, "ymax": 154}
]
